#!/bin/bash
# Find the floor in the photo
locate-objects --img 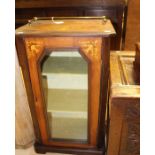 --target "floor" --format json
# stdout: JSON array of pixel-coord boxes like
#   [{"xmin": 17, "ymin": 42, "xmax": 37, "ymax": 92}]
[{"xmin": 16, "ymin": 146, "xmax": 72, "ymax": 155}]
